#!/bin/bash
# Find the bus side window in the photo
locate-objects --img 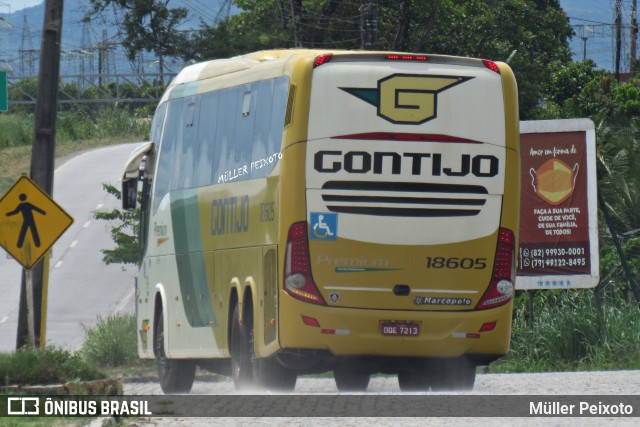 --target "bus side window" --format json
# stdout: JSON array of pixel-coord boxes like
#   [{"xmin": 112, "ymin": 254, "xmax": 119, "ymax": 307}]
[
  {"xmin": 172, "ymin": 99, "xmax": 197, "ymax": 191},
  {"xmin": 236, "ymin": 86, "xmax": 255, "ymax": 171},
  {"xmin": 212, "ymin": 87, "xmax": 238, "ymax": 184},
  {"xmin": 194, "ymin": 91, "xmax": 219, "ymax": 187},
  {"xmin": 153, "ymin": 98, "xmax": 183, "ymax": 212}
]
